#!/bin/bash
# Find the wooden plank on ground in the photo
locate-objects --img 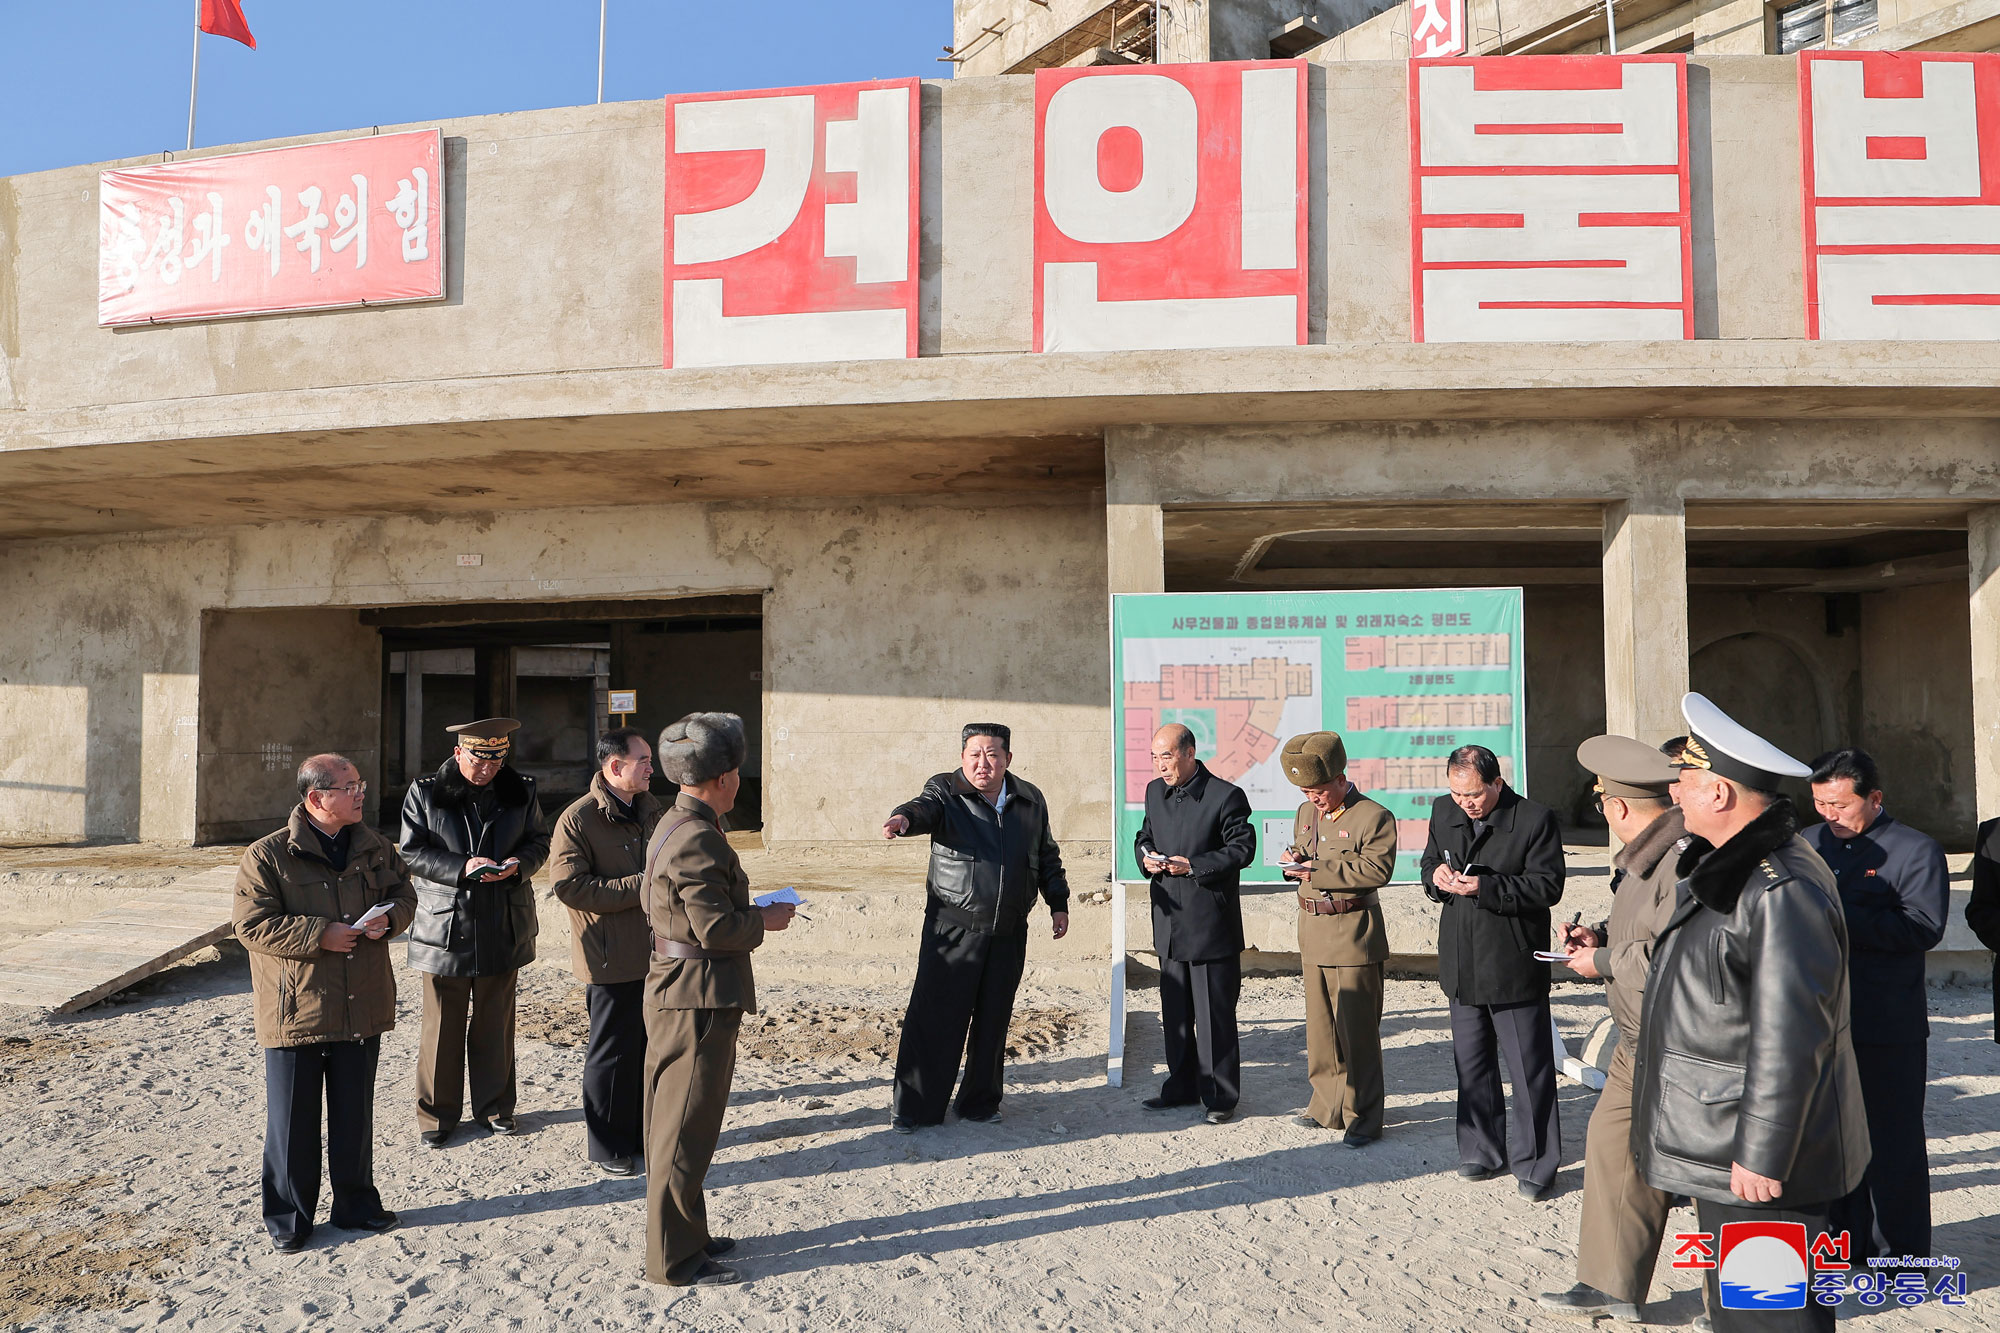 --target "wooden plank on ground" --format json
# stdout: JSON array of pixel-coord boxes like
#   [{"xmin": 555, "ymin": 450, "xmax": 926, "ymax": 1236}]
[{"xmin": 0, "ymin": 865, "xmax": 239, "ymax": 1015}]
